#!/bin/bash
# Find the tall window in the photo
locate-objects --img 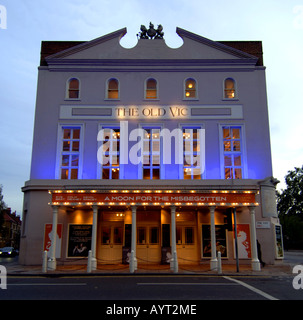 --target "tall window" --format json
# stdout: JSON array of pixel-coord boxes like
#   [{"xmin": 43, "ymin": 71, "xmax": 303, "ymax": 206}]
[
  {"xmin": 184, "ymin": 78, "xmax": 197, "ymax": 99},
  {"xmin": 183, "ymin": 127, "xmax": 203, "ymax": 180},
  {"xmin": 224, "ymin": 78, "xmax": 236, "ymax": 99},
  {"xmin": 145, "ymin": 78, "xmax": 157, "ymax": 99},
  {"xmin": 142, "ymin": 127, "xmax": 160, "ymax": 179},
  {"xmin": 60, "ymin": 127, "xmax": 81, "ymax": 179},
  {"xmin": 222, "ymin": 126, "xmax": 243, "ymax": 179},
  {"xmin": 107, "ymin": 78, "xmax": 119, "ymax": 99},
  {"xmin": 67, "ymin": 78, "xmax": 80, "ymax": 99},
  {"xmin": 100, "ymin": 127, "xmax": 120, "ymax": 179}
]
